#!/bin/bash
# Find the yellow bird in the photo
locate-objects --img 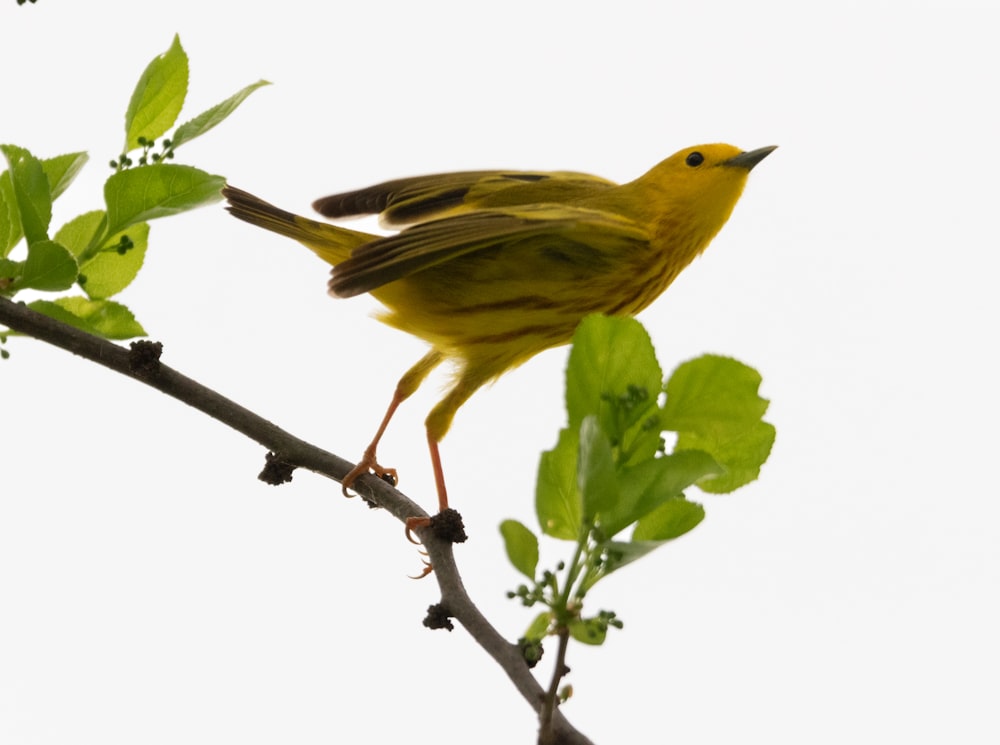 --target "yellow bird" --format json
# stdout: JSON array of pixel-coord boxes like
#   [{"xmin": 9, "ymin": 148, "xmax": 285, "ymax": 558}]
[{"xmin": 223, "ymin": 143, "xmax": 775, "ymax": 529}]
